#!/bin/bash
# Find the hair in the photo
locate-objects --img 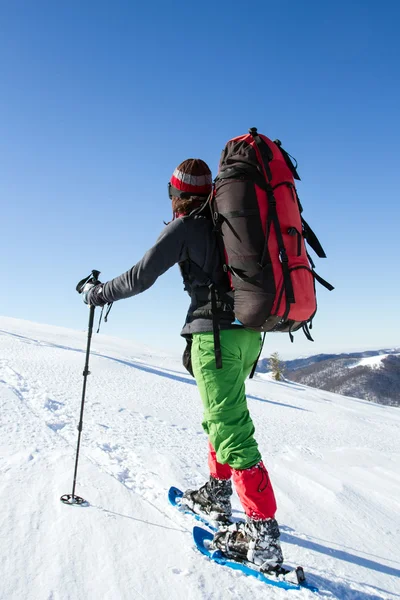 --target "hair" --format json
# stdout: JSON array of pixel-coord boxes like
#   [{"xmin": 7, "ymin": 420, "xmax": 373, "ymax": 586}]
[
  {"xmin": 163, "ymin": 195, "xmax": 211, "ymax": 225},
  {"xmin": 172, "ymin": 195, "xmax": 209, "ymax": 216}
]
